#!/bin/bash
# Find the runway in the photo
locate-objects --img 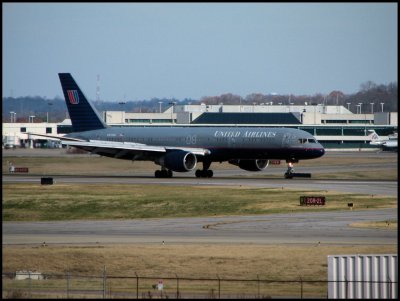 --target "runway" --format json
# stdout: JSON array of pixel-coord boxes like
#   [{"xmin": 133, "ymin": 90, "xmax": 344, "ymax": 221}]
[
  {"xmin": 3, "ymin": 209, "xmax": 396, "ymax": 245},
  {"xmin": 3, "ymin": 174, "xmax": 398, "ymax": 196}
]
